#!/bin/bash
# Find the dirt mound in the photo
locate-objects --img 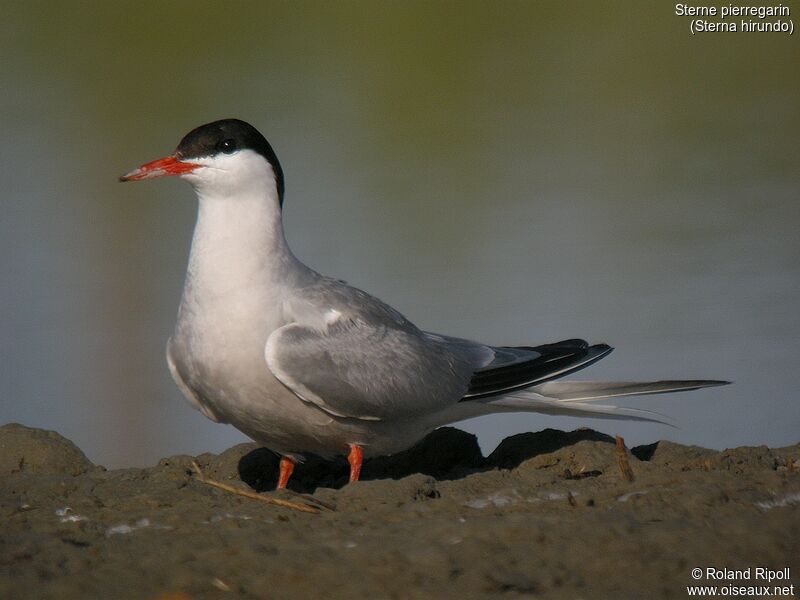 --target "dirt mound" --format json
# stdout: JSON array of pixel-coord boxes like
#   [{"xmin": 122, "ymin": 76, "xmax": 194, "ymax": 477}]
[{"xmin": 1, "ymin": 423, "xmax": 797, "ymax": 599}]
